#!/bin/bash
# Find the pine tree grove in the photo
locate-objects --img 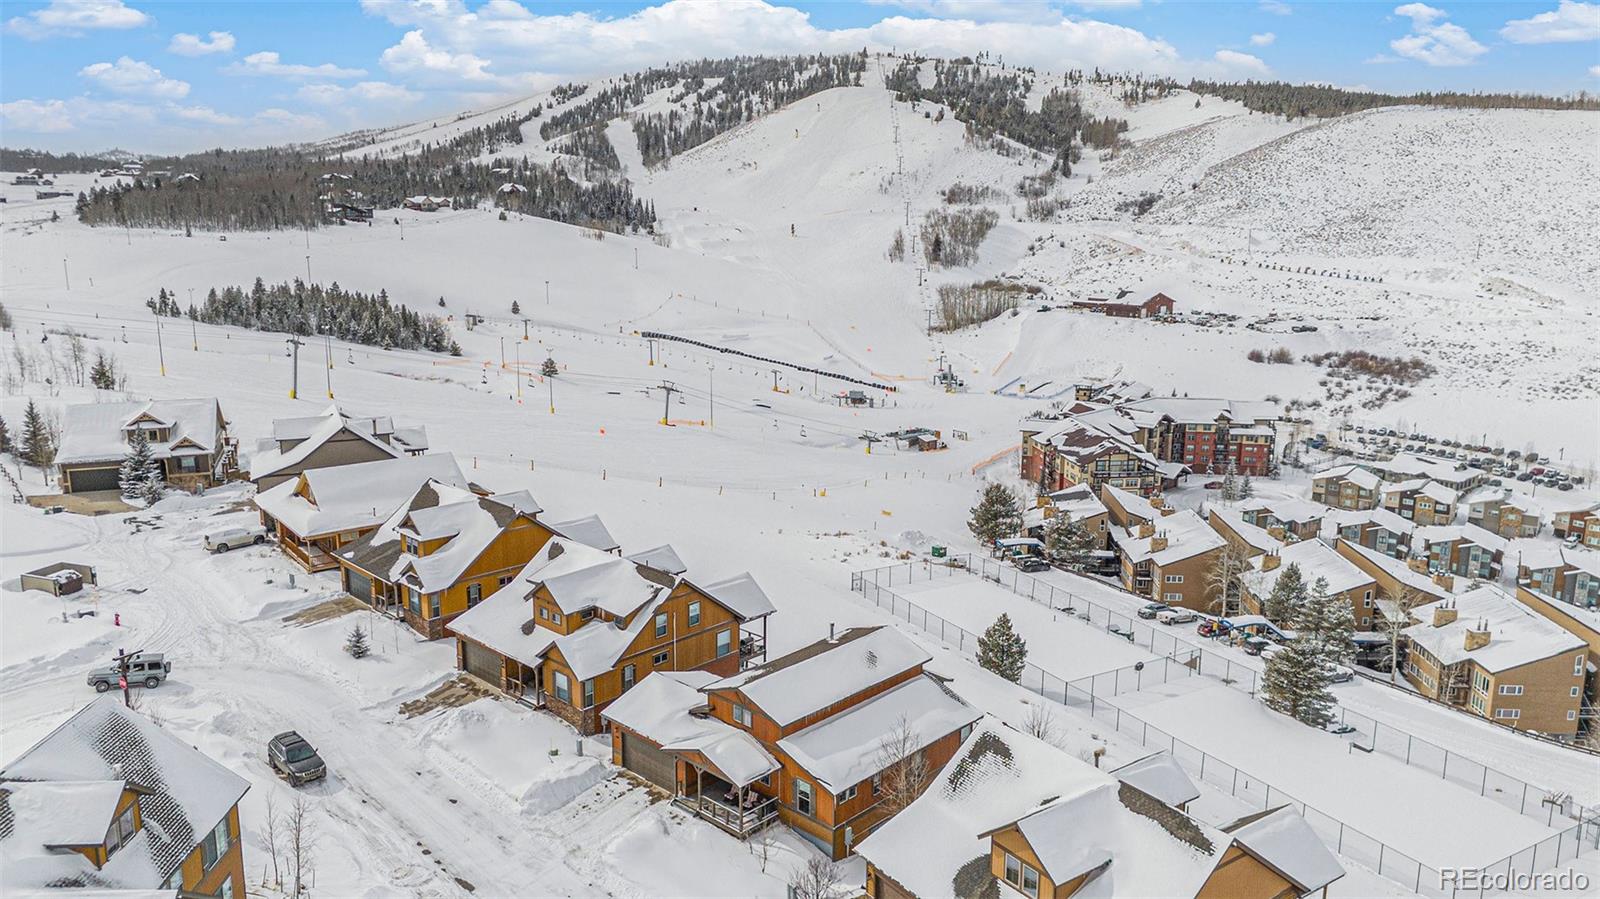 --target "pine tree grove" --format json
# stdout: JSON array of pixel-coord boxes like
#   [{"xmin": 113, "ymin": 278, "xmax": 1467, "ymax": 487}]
[{"xmin": 193, "ymin": 278, "xmax": 459, "ymax": 354}]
